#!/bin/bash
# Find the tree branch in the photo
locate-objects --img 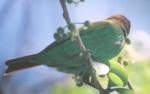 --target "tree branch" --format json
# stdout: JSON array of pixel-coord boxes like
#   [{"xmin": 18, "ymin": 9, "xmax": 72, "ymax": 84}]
[
  {"xmin": 59, "ymin": 0, "xmax": 71, "ymax": 24},
  {"xmin": 59, "ymin": 0, "xmax": 105, "ymax": 93}
]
